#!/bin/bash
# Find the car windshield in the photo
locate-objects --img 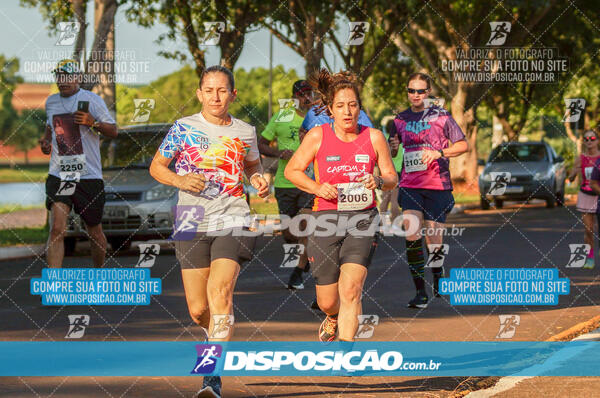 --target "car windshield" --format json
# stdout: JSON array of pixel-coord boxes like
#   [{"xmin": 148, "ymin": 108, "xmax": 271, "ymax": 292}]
[
  {"xmin": 488, "ymin": 144, "xmax": 548, "ymax": 163},
  {"xmin": 100, "ymin": 130, "xmax": 167, "ymax": 169}
]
